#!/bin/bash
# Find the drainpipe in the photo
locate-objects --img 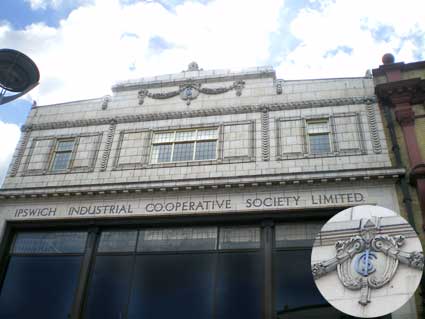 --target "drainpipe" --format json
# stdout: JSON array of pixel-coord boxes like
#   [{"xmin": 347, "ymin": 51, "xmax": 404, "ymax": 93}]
[{"xmin": 381, "ymin": 102, "xmax": 417, "ymax": 231}]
